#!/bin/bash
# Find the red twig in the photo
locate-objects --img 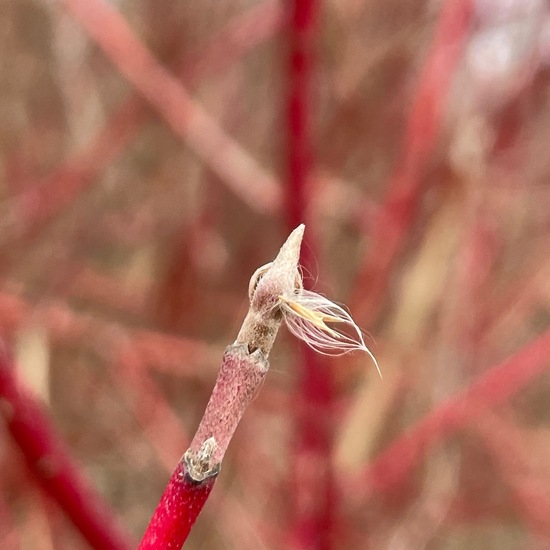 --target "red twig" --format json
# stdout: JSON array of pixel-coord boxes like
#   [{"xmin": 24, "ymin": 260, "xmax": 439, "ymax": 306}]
[
  {"xmin": 475, "ymin": 245, "xmax": 550, "ymax": 345},
  {"xmin": 116, "ymin": 347, "xmax": 275, "ymax": 550},
  {"xmin": 0, "ymin": 343, "xmax": 133, "ymax": 550},
  {"xmin": 139, "ymin": 227, "xmax": 305, "ymax": 548},
  {"xmin": 351, "ymin": 0, "xmax": 474, "ymax": 325},
  {"xmin": 61, "ymin": 0, "xmax": 282, "ymax": 214},
  {"xmin": 138, "ymin": 459, "xmax": 216, "ymax": 550},
  {"xmin": 287, "ymin": 1, "xmax": 336, "ymax": 548},
  {"xmin": 352, "ymin": 328, "xmax": 550, "ymax": 500},
  {"xmin": 115, "ymin": 347, "xmax": 191, "ymax": 471},
  {"xmin": 287, "ymin": 0, "xmax": 315, "ymax": 230}
]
